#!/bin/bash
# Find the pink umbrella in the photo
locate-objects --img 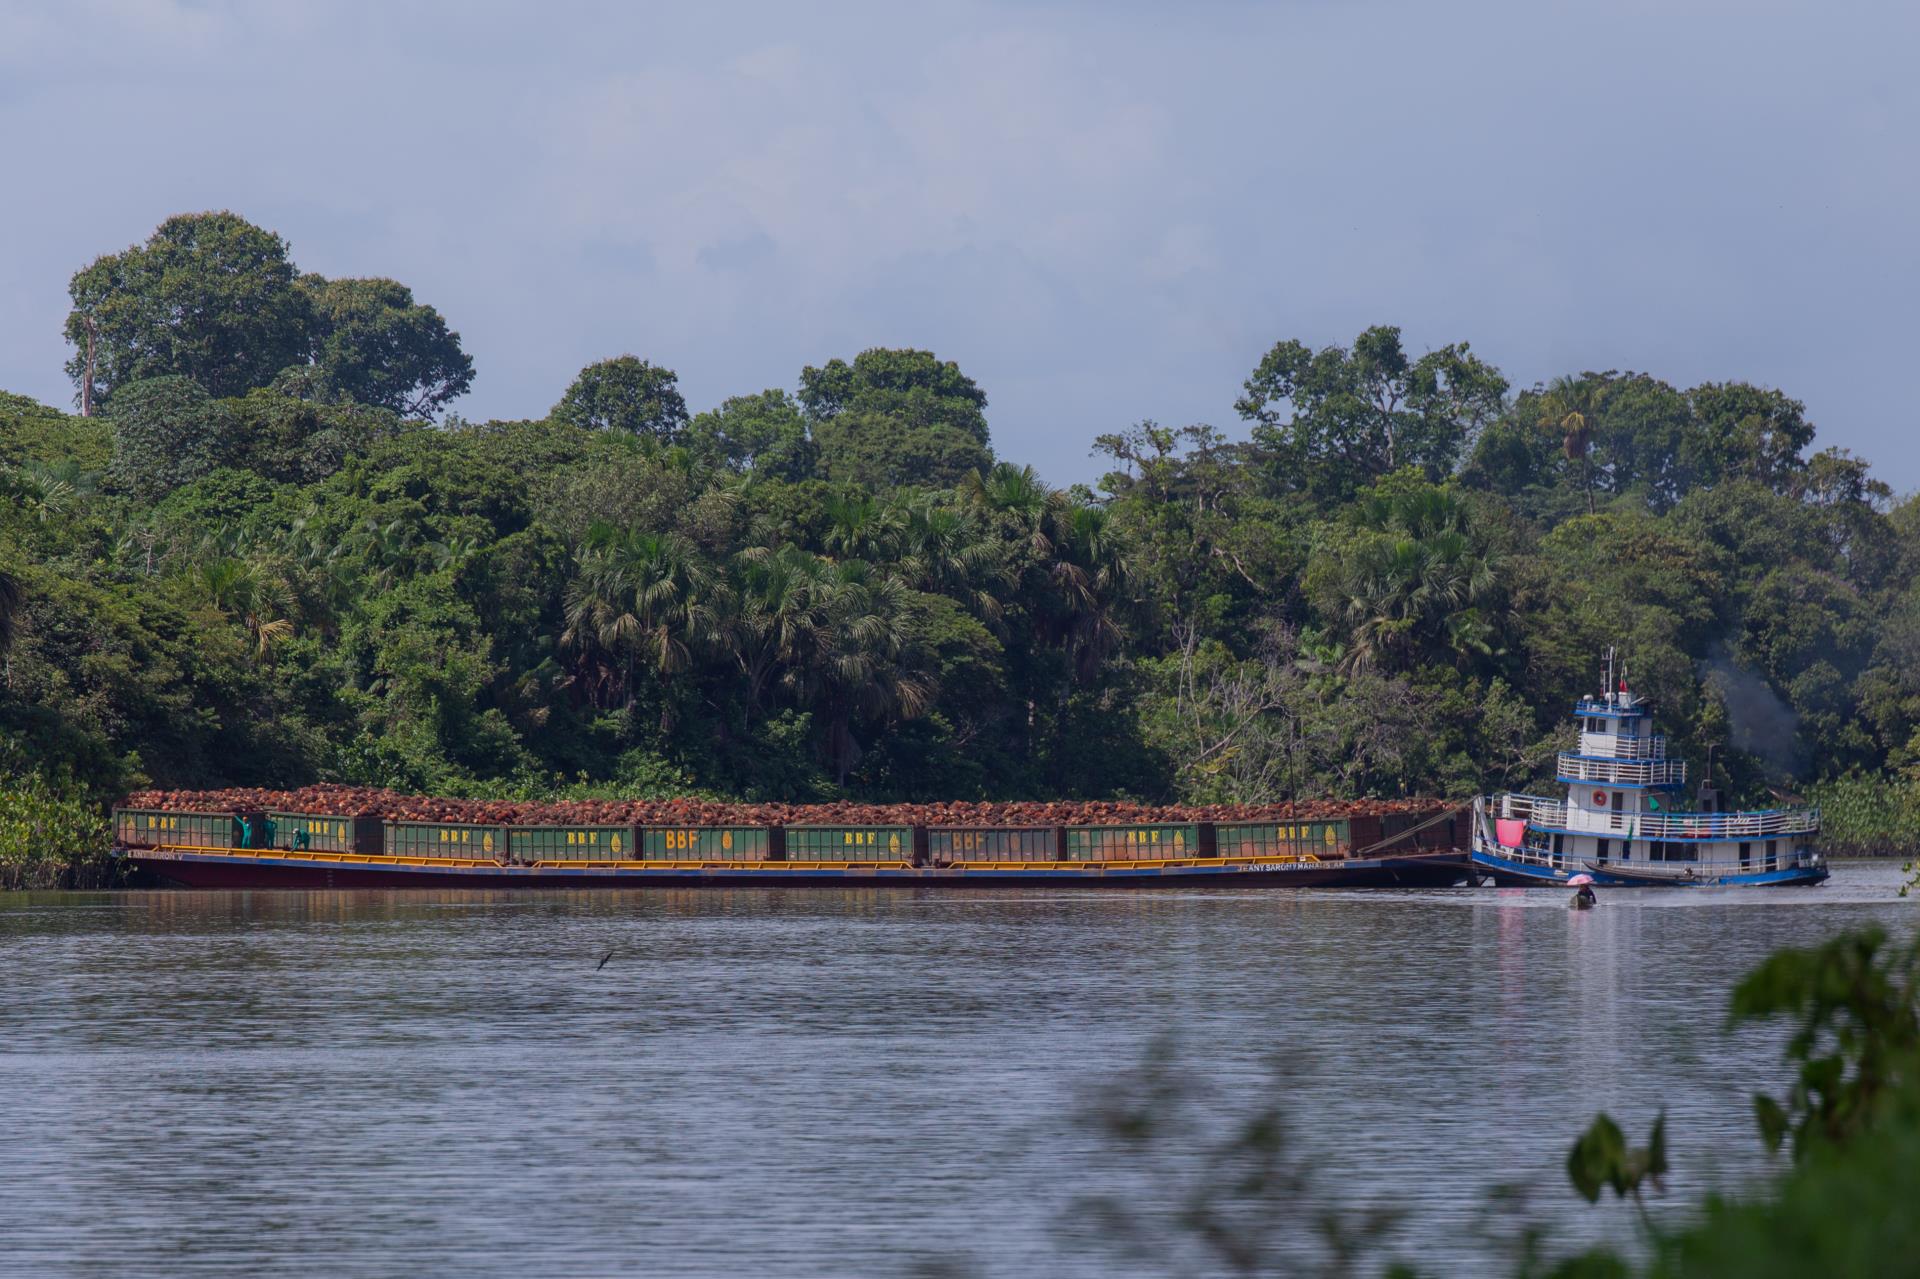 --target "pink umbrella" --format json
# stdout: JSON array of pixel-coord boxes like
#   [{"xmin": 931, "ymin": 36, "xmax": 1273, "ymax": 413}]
[{"xmin": 1568, "ymin": 873, "xmax": 1595, "ymax": 886}]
